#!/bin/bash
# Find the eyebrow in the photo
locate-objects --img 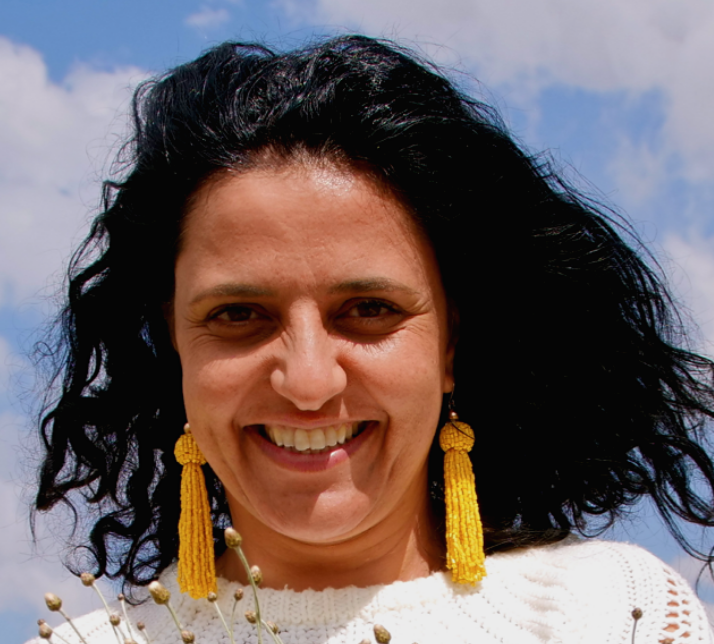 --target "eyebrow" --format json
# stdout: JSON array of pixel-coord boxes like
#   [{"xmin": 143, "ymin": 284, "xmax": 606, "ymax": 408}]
[
  {"xmin": 190, "ymin": 277, "xmax": 419, "ymax": 306},
  {"xmin": 189, "ymin": 283, "xmax": 276, "ymax": 306},
  {"xmin": 329, "ymin": 278, "xmax": 419, "ymax": 296}
]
